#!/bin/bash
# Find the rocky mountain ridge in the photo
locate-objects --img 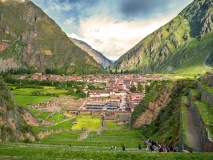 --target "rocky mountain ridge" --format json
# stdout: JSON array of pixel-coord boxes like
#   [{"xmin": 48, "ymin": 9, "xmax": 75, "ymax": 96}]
[
  {"xmin": 110, "ymin": 0, "xmax": 213, "ymax": 74},
  {"xmin": 0, "ymin": 0, "xmax": 106, "ymax": 74},
  {"xmin": 70, "ymin": 38, "xmax": 112, "ymax": 68}
]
